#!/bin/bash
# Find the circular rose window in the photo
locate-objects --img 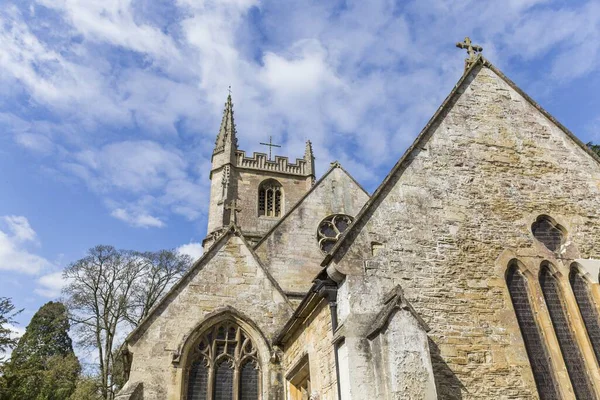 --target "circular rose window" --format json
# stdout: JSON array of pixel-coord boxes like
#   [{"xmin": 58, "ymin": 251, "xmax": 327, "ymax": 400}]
[{"xmin": 317, "ymin": 214, "xmax": 354, "ymax": 254}]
